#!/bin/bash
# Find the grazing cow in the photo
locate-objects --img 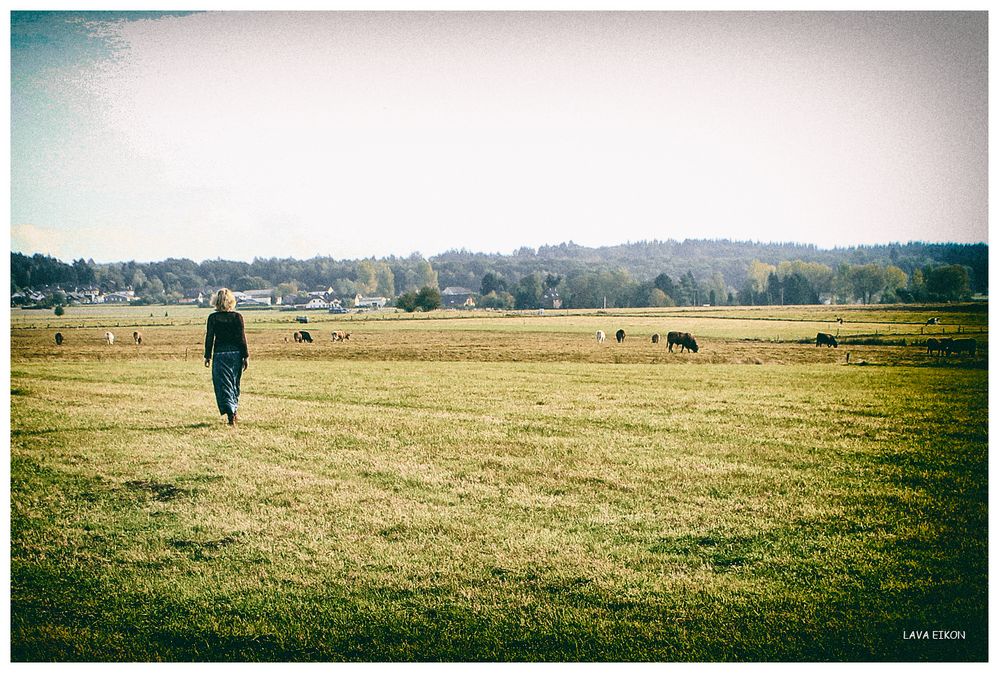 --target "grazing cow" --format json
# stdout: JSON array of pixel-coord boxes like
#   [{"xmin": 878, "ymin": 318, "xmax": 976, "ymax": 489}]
[
  {"xmin": 133, "ymin": 331, "xmax": 142, "ymax": 345},
  {"xmin": 298, "ymin": 330, "xmax": 313, "ymax": 343},
  {"xmin": 54, "ymin": 332, "xmax": 63, "ymax": 345},
  {"xmin": 293, "ymin": 331, "xmax": 303, "ymax": 343},
  {"xmin": 945, "ymin": 338, "xmax": 976, "ymax": 357},
  {"xmin": 651, "ymin": 333, "xmax": 660, "ymax": 344},
  {"xmin": 836, "ymin": 316, "xmax": 844, "ymax": 324},
  {"xmin": 615, "ymin": 329, "xmax": 625, "ymax": 343},
  {"xmin": 926, "ymin": 317, "xmax": 939, "ymax": 325},
  {"xmin": 816, "ymin": 332, "xmax": 838, "ymax": 348},
  {"xmin": 596, "ymin": 330, "xmax": 606, "ymax": 343},
  {"xmin": 332, "ymin": 330, "xmax": 351, "ymax": 342},
  {"xmin": 926, "ymin": 337, "xmax": 948, "ymax": 356},
  {"xmin": 667, "ymin": 331, "xmax": 699, "ymax": 353},
  {"xmin": 105, "ymin": 331, "xmax": 115, "ymax": 345}
]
